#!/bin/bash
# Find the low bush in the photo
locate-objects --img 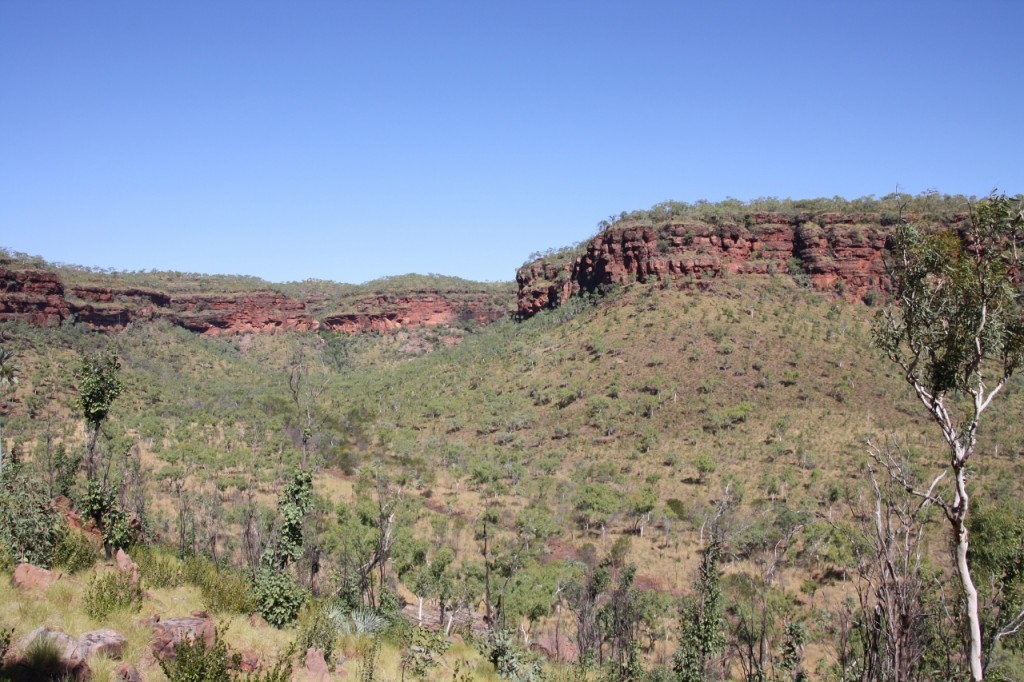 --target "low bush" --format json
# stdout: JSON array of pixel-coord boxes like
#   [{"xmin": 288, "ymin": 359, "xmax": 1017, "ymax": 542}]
[
  {"xmin": 0, "ymin": 464, "xmax": 59, "ymax": 567},
  {"xmin": 83, "ymin": 570, "xmax": 143, "ymax": 620},
  {"xmin": 253, "ymin": 568, "xmax": 307, "ymax": 628},
  {"xmin": 52, "ymin": 527, "xmax": 100, "ymax": 574},
  {"xmin": 480, "ymin": 629, "xmax": 544, "ymax": 682},
  {"xmin": 182, "ymin": 555, "xmax": 256, "ymax": 615},
  {"xmin": 160, "ymin": 632, "xmax": 294, "ymax": 682},
  {"xmin": 160, "ymin": 632, "xmax": 233, "ymax": 682},
  {"xmin": 134, "ymin": 544, "xmax": 184, "ymax": 588},
  {"xmin": 296, "ymin": 601, "xmax": 337, "ymax": 663}
]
